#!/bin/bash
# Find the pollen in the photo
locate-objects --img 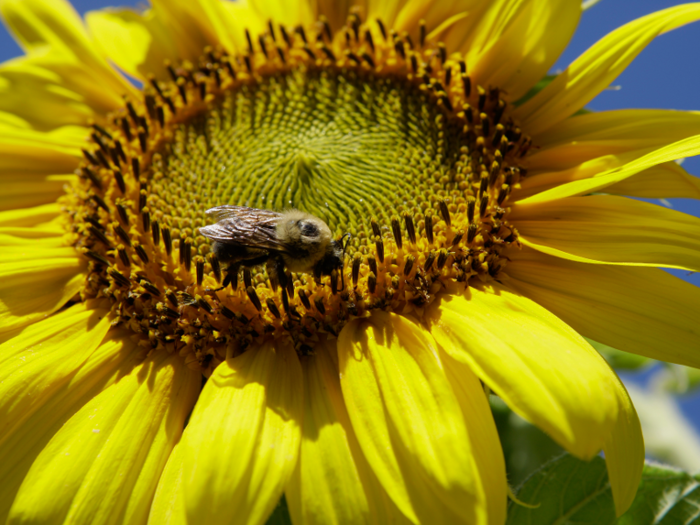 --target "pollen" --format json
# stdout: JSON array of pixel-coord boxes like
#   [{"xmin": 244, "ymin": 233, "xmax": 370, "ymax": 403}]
[{"xmin": 62, "ymin": 12, "xmax": 527, "ymax": 372}]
